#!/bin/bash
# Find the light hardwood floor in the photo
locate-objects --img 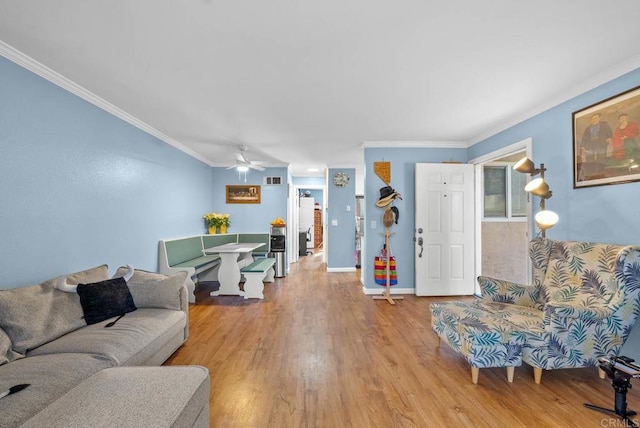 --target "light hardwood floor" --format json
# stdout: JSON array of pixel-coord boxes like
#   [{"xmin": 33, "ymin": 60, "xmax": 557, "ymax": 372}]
[{"xmin": 165, "ymin": 252, "xmax": 640, "ymax": 427}]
